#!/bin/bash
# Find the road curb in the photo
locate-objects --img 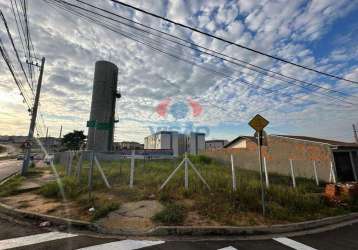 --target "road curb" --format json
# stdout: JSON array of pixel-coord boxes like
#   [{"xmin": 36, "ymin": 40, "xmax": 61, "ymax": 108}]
[
  {"xmin": 0, "ymin": 199, "xmax": 357, "ymax": 237},
  {"xmin": 145, "ymin": 213, "xmax": 358, "ymax": 236},
  {"xmin": 1, "ymin": 175, "xmax": 358, "ymax": 237},
  {"xmin": 0, "ymin": 202, "xmax": 99, "ymax": 232}
]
